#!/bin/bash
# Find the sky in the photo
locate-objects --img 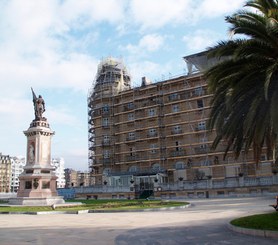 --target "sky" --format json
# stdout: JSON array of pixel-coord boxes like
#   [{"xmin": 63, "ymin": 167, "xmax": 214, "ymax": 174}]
[{"xmin": 0, "ymin": 0, "xmax": 246, "ymax": 171}]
